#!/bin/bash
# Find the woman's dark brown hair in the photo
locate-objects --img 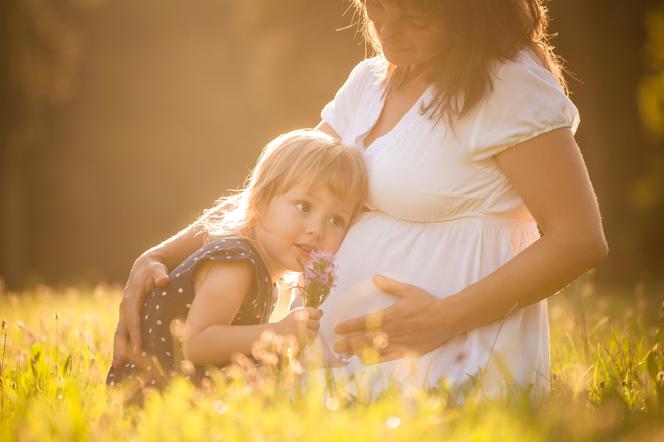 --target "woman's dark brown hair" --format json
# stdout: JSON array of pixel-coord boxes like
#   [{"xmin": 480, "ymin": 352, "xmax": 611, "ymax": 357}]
[{"xmin": 353, "ymin": 0, "xmax": 567, "ymax": 121}]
